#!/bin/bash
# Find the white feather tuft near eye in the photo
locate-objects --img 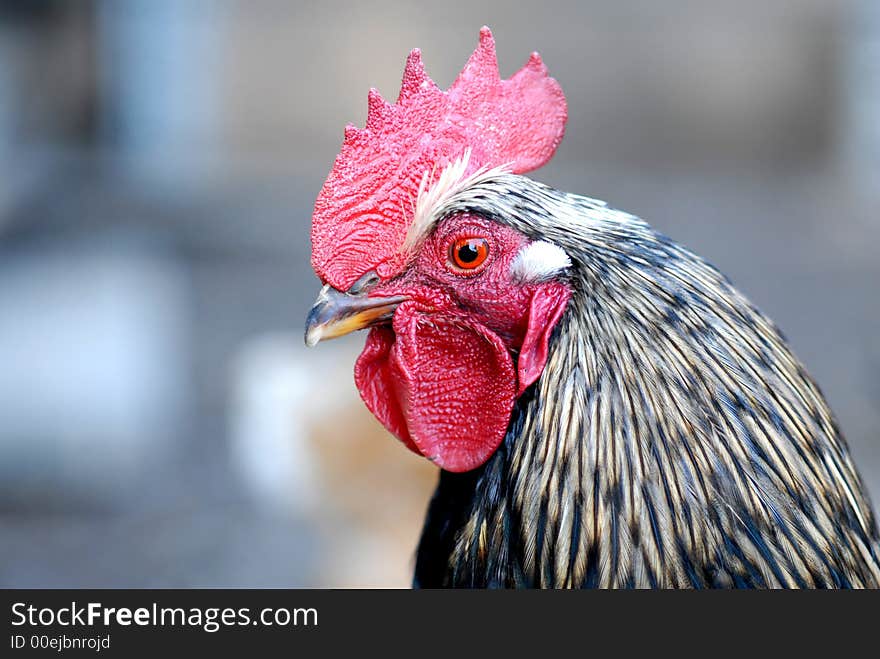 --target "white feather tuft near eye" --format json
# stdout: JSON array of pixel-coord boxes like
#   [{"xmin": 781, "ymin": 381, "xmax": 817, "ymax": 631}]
[{"xmin": 510, "ymin": 241, "xmax": 572, "ymax": 283}]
